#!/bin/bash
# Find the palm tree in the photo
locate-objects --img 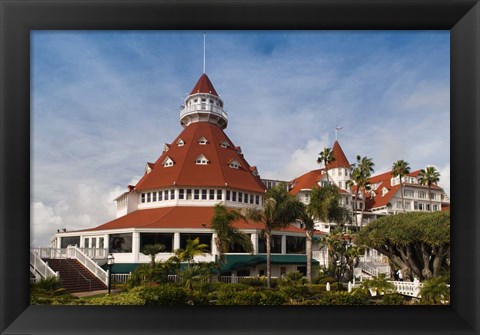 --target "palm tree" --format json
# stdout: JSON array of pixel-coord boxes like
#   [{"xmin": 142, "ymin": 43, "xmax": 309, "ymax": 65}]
[
  {"xmin": 211, "ymin": 204, "xmax": 253, "ymax": 280},
  {"xmin": 141, "ymin": 243, "xmax": 166, "ymax": 269},
  {"xmin": 347, "ymin": 155, "xmax": 374, "ymax": 228},
  {"xmin": 356, "ymin": 155, "xmax": 374, "ymax": 227},
  {"xmin": 317, "ymin": 147, "xmax": 336, "ymax": 183},
  {"xmin": 298, "ymin": 203, "xmax": 315, "ymax": 283},
  {"xmin": 391, "ymin": 160, "xmax": 411, "ymax": 213},
  {"xmin": 418, "ymin": 166, "xmax": 441, "ymax": 212},
  {"xmin": 174, "ymin": 237, "xmax": 210, "ymax": 268},
  {"xmin": 245, "ymin": 183, "xmax": 303, "ymax": 288}
]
